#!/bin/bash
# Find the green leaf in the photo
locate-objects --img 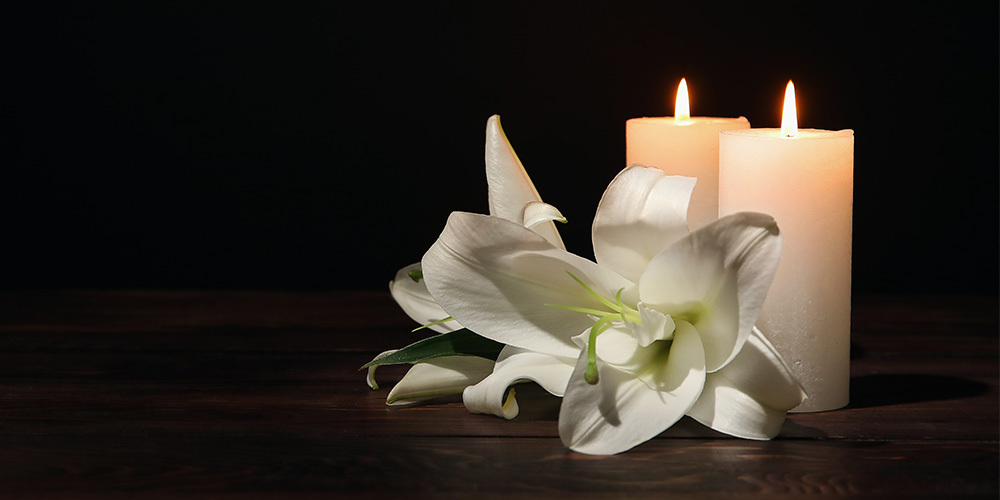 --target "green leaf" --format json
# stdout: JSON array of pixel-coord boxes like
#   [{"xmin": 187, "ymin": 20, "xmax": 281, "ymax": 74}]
[{"xmin": 361, "ymin": 328, "xmax": 505, "ymax": 369}]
